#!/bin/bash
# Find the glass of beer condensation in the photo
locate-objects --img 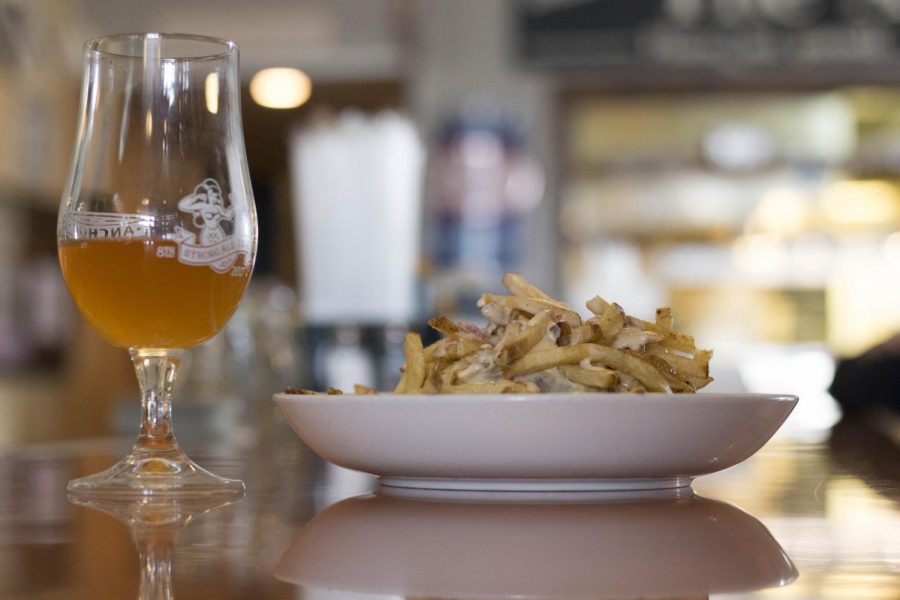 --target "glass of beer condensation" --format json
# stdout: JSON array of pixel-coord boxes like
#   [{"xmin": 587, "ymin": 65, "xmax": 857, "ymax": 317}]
[{"xmin": 58, "ymin": 34, "xmax": 257, "ymax": 496}]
